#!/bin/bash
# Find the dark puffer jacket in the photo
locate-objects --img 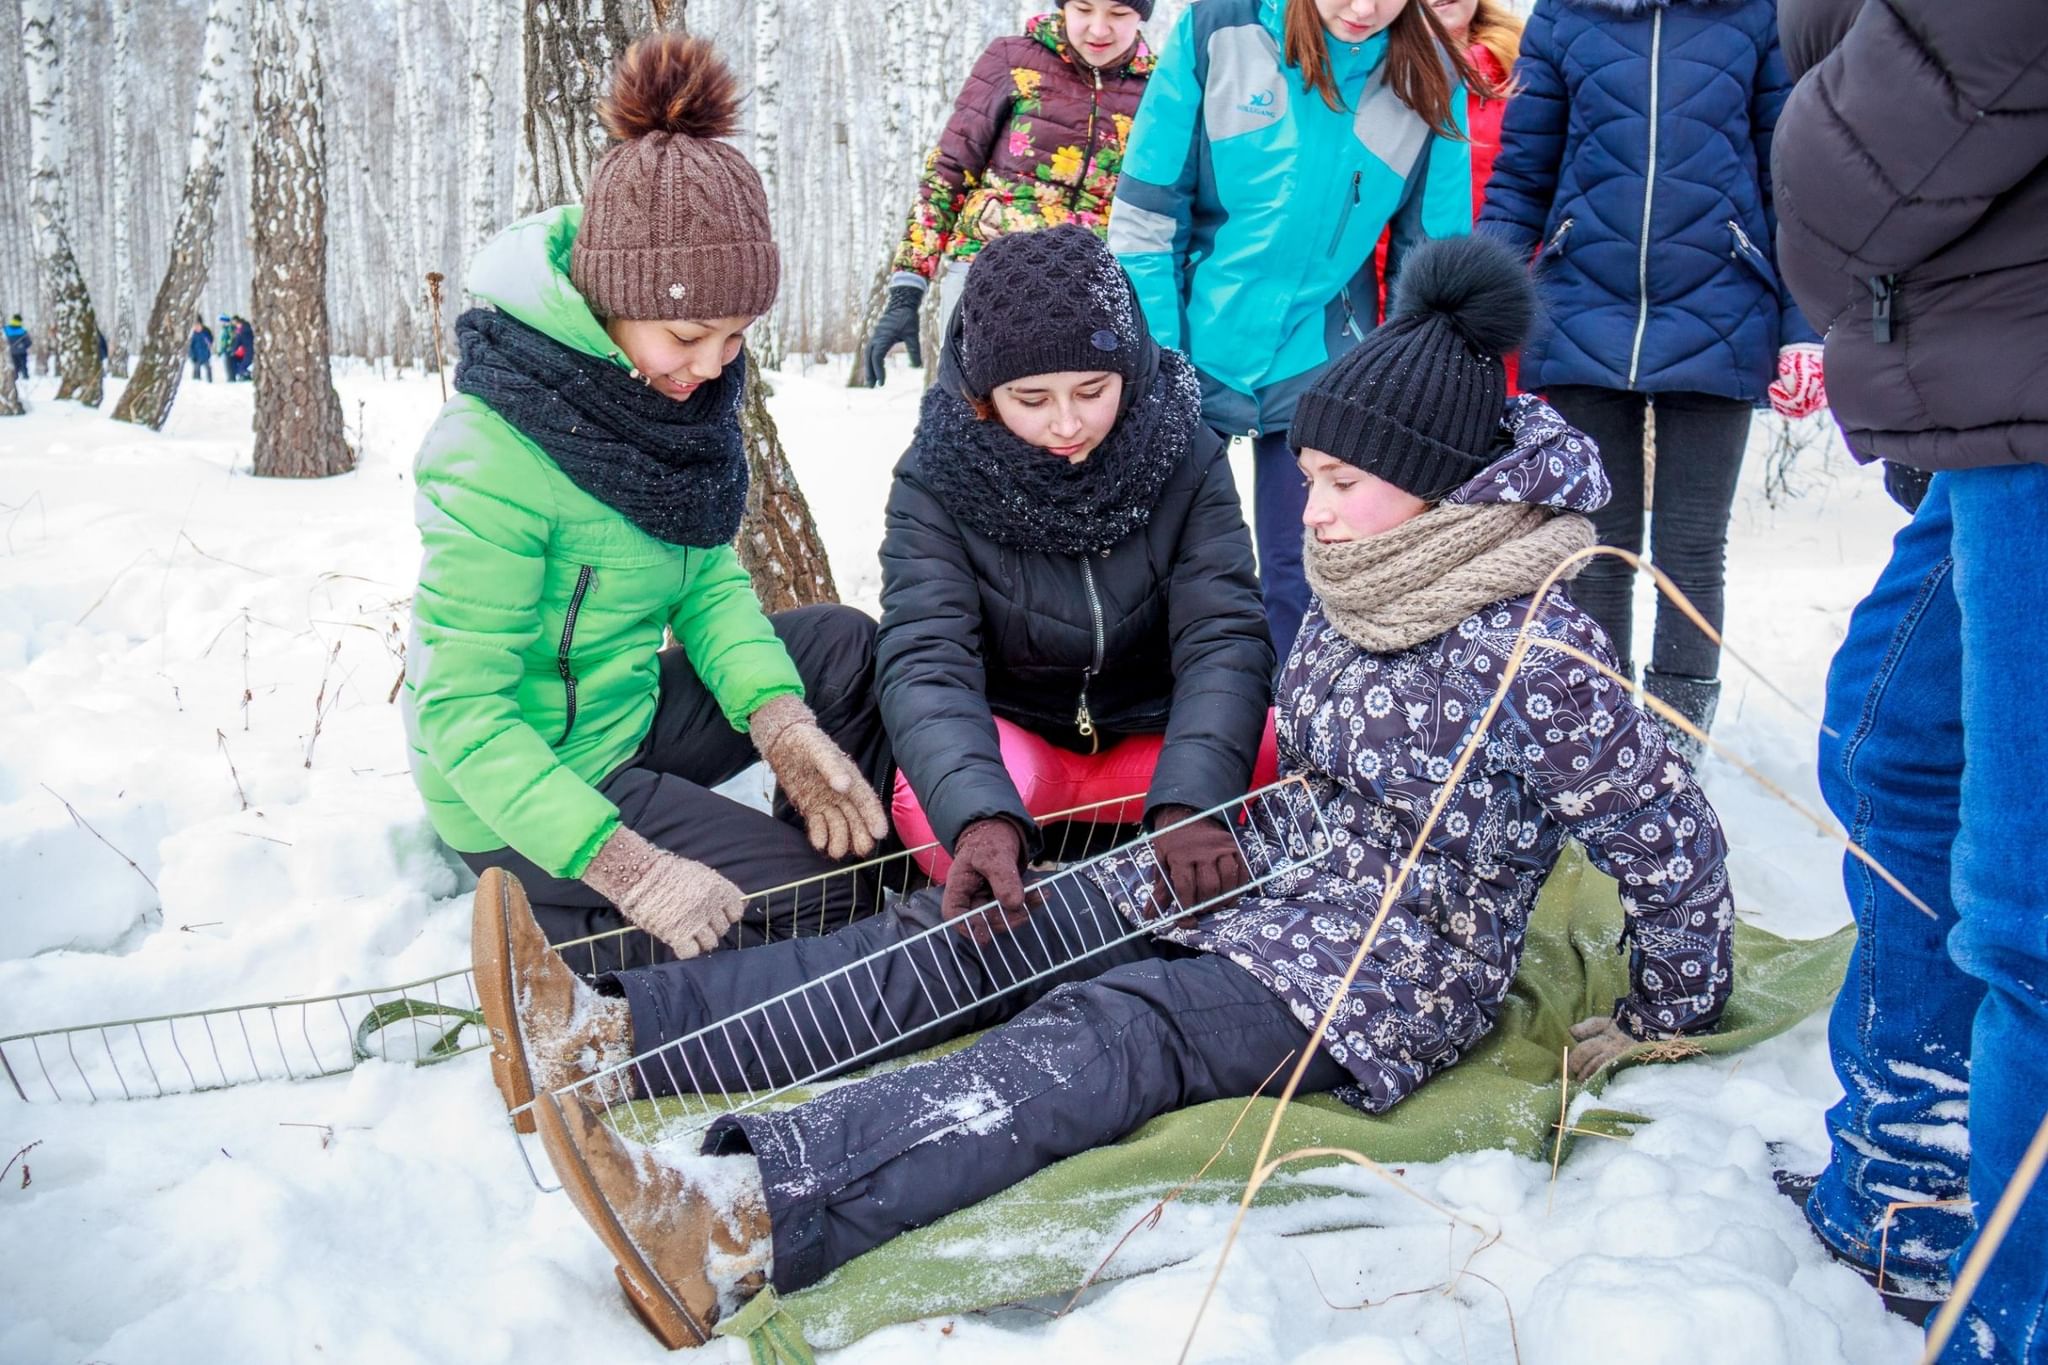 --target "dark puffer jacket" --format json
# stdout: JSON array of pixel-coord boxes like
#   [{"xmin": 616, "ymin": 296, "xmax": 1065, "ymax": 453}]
[
  {"xmin": 889, "ymin": 13, "xmax": 1154, "ymax": 283},
  {"xmin": 1086, "ymin": 399, "xmax": 1736, "ymax": 1112},
  {"xmin": 1478, "ymin": 0, "xmax": 1815, "ymax": 401},
  {"xmin": 877, "ymin": 370, "xmax": 1272, "ymax": 856},
  {"xmin": 1773, "ymin": 0, "xmax": 2048, "ymax": 471}
]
